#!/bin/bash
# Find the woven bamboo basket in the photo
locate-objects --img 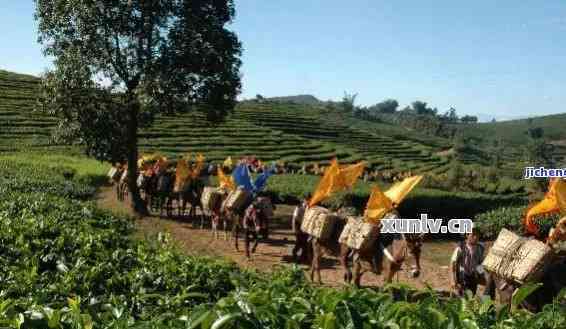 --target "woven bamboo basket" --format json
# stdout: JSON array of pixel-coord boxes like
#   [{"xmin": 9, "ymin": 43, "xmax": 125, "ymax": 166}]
[
  {"xmin": 301, "ymin": 206, "xmax": 337, "ymax": 240},
  {"xmin": 339, "ymin": 216, "xmax": 380, "ymax": 250},
  {"xmin": 483, "ymin": 229, "xmax": 552, "ymax": 284},
  {"xmin": 201, "ymin": 187, "xmax": 223, "ymax": 213},
  {"xmin": 223, "ymin": 187, "xmax": 252, "ymax": 212}
]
